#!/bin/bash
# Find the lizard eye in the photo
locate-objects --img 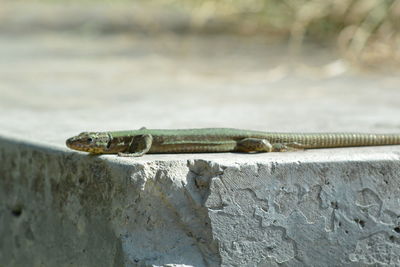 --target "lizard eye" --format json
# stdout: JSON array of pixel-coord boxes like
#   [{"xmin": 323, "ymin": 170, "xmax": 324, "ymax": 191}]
[{"xmin": 87, "ymin": 138, "xmax": 93, "ymax": 143}]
